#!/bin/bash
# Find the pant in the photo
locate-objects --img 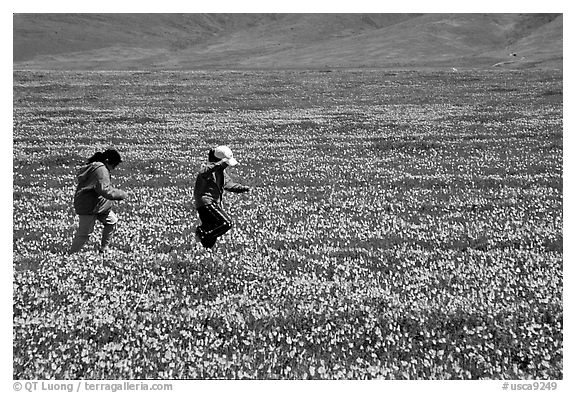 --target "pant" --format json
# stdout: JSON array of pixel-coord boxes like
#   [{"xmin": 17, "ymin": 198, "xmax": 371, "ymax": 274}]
[
  {"xmin": 70, "ymin": 210, "xmax": 118, "ymax": 253},
  {"xmin": 196, "ymin": 203, "xmax": 233, "ymax": 248}
]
